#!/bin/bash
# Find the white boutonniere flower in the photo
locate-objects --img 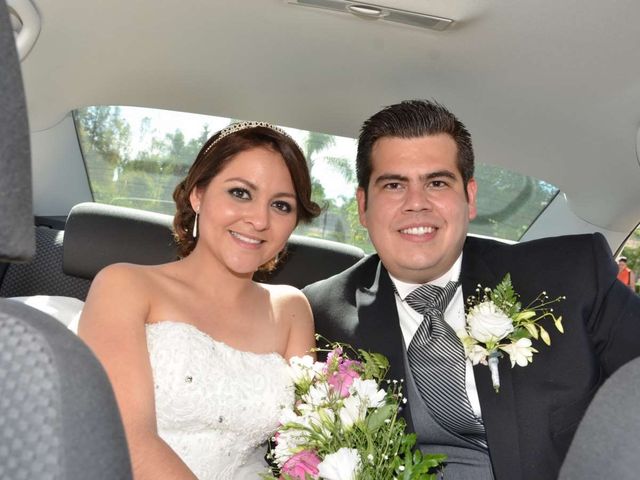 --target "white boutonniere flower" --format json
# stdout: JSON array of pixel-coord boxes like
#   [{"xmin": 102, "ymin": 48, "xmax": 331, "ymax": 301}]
[
  {"xmin": 467, "ymin": 301, "xmax": 514, "ymax": 342},
  {"xmin": 458, "ymin": 274, "xmax": 565, "ymax": 392}
]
